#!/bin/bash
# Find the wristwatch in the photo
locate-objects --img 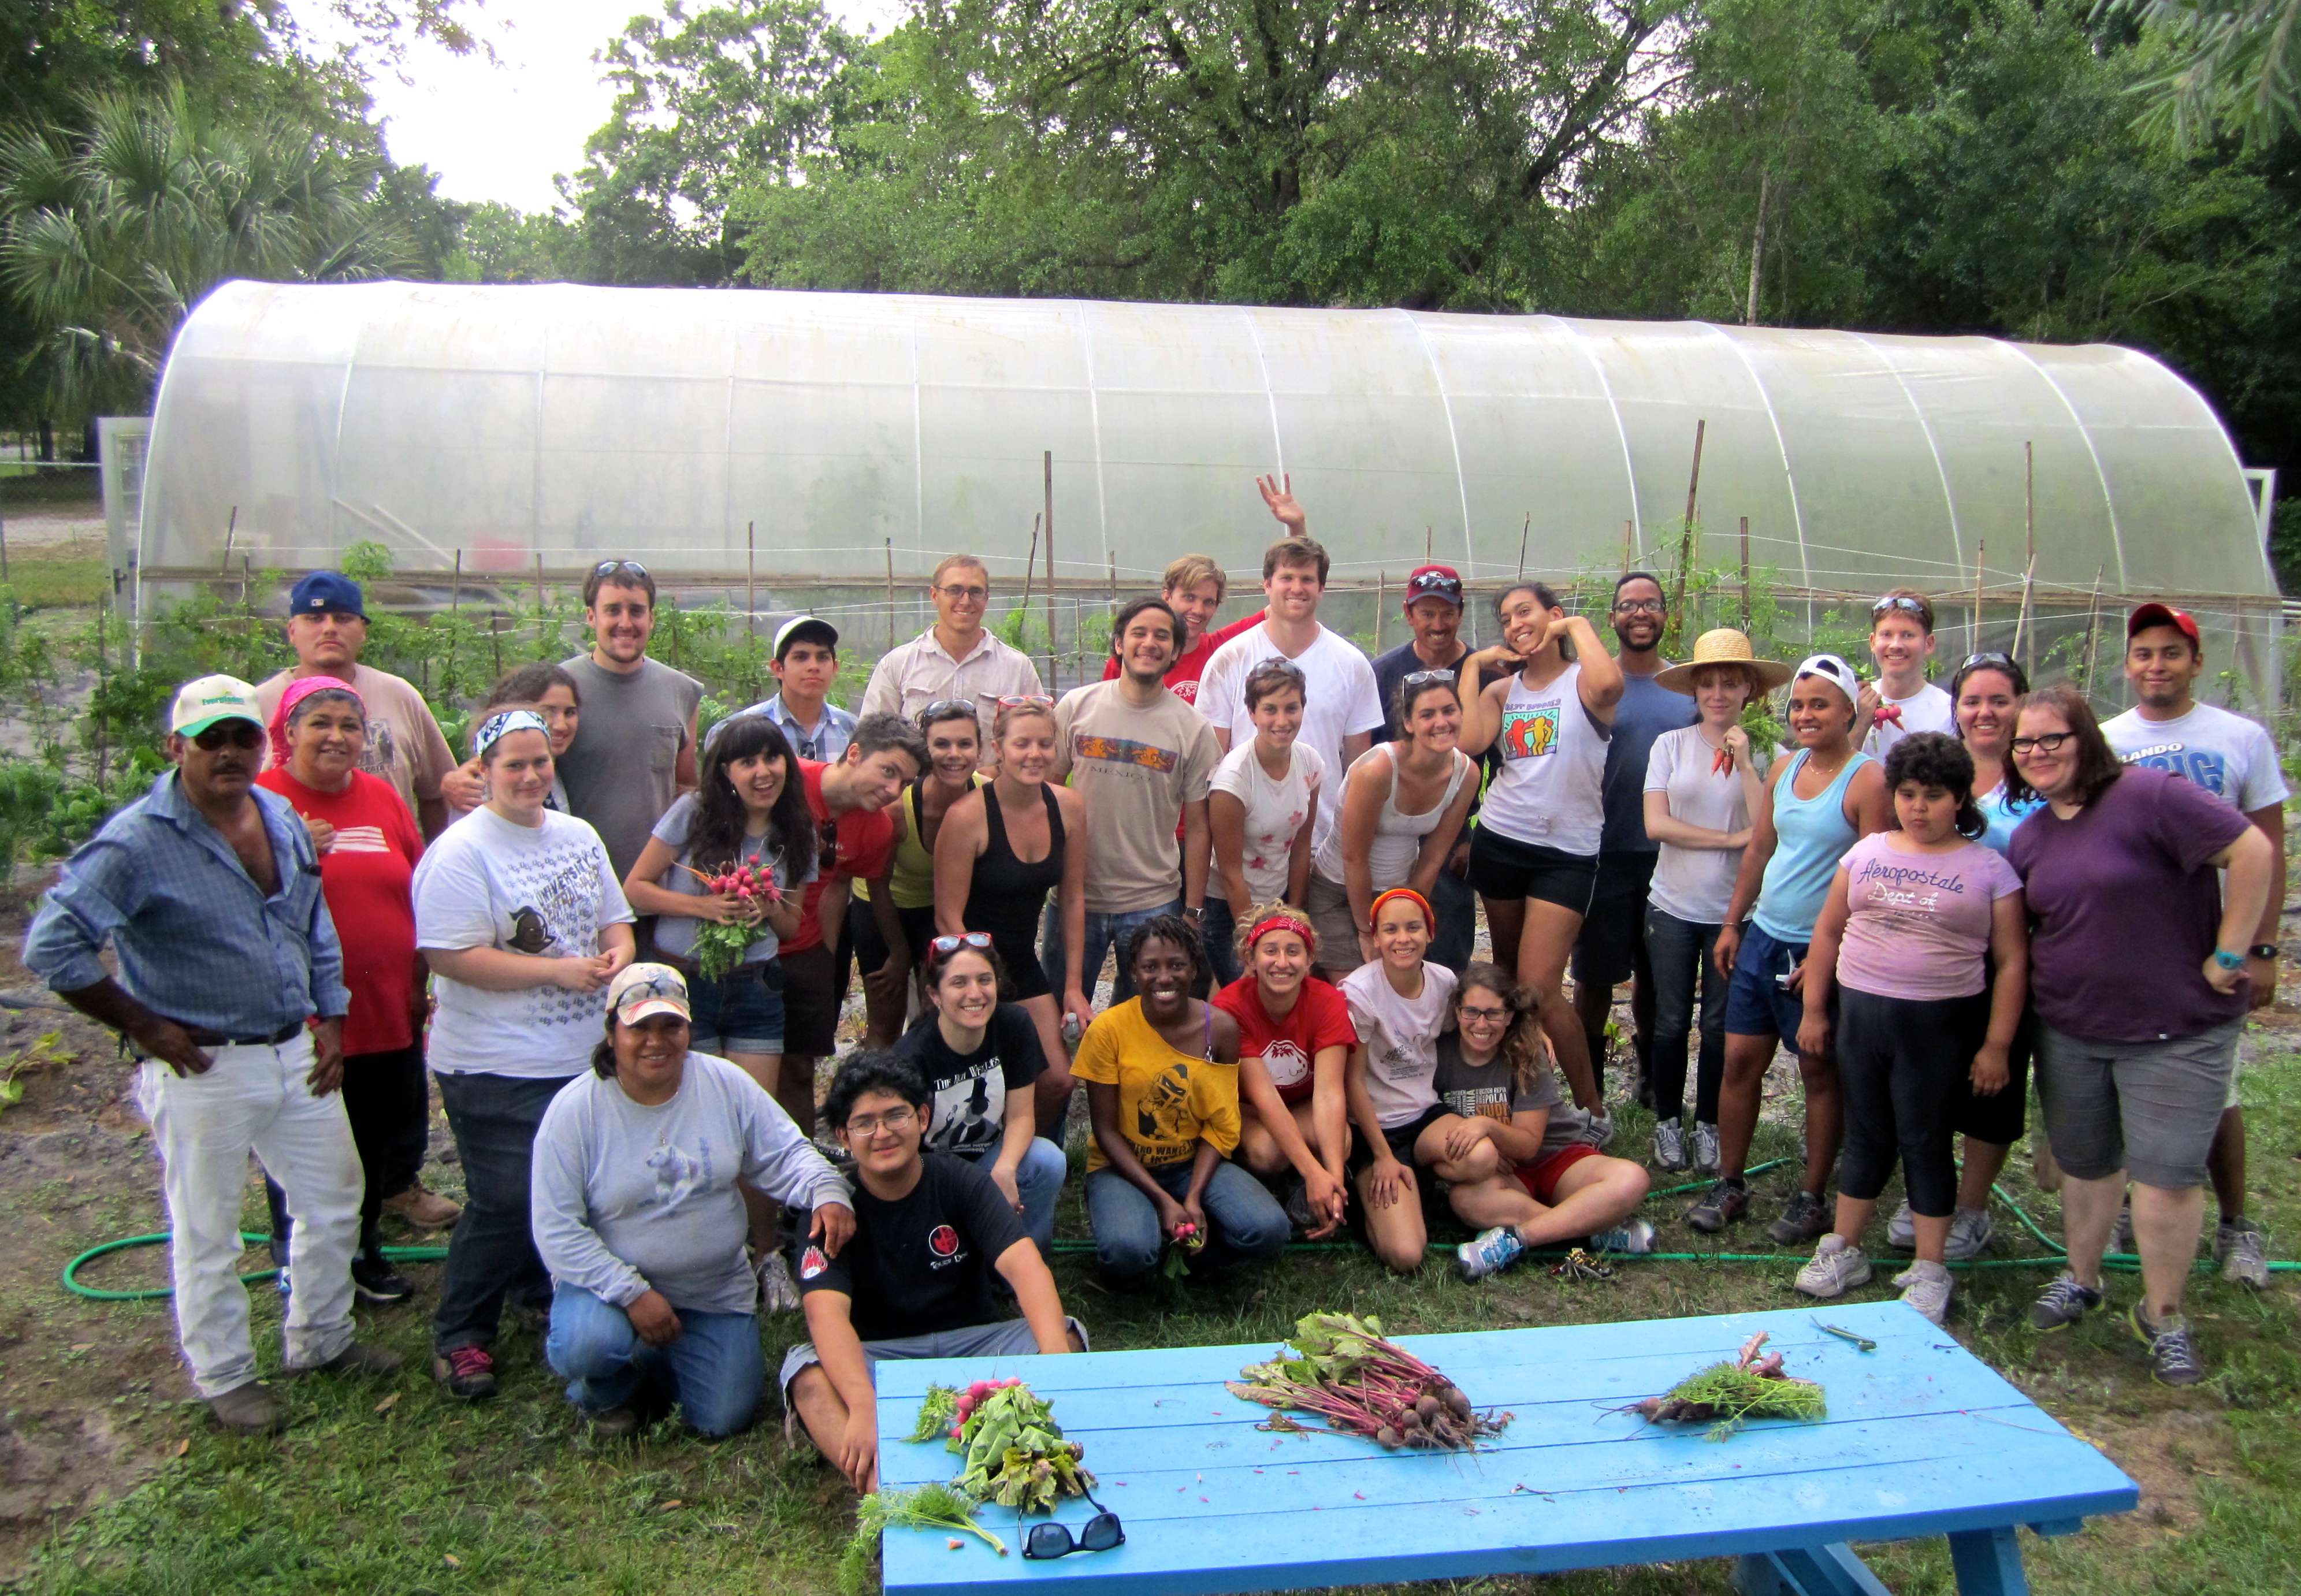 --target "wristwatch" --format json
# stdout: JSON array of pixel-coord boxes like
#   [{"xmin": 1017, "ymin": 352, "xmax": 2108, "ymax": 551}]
[
  {"xmin": 2249, "ymin": 943, "xmax": 2280, "ymax": 961},
  {"xmin": 1182, "ymin": 905, "xmax": 1203, "ymax": 921}
]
